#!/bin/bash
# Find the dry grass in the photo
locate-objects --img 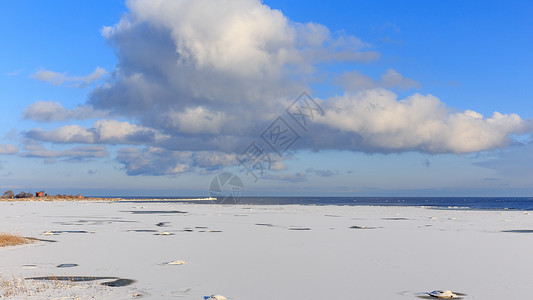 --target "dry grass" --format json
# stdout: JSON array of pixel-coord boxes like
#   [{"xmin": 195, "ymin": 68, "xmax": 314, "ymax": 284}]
[
  {"xmin": 0, "ymin": 232, "xmax": 35, "ymax": 247},
  {"xmin": 0, "ymin": 276, "xmax": 111, "ymax": 299},
  {"xmin": 0, "ymin": 276, "xmax": 62, "ymax": 298}
]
